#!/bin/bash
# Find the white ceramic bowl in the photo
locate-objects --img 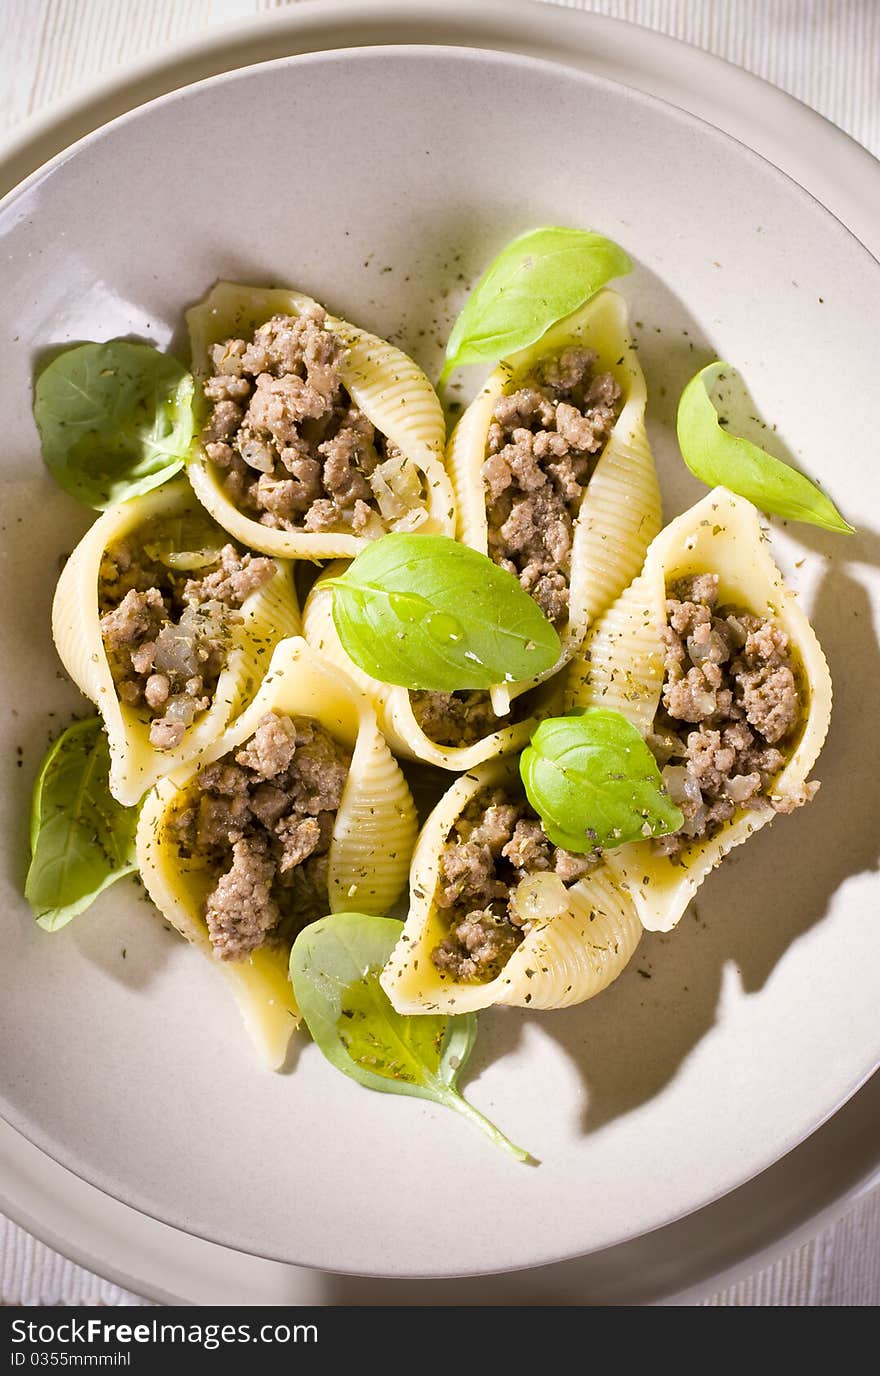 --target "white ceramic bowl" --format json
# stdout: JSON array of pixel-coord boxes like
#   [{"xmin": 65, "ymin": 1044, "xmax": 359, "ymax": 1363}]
[{"xmin": 1, "ymin": 45, "xmax": 878, "ymax": 1278}]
